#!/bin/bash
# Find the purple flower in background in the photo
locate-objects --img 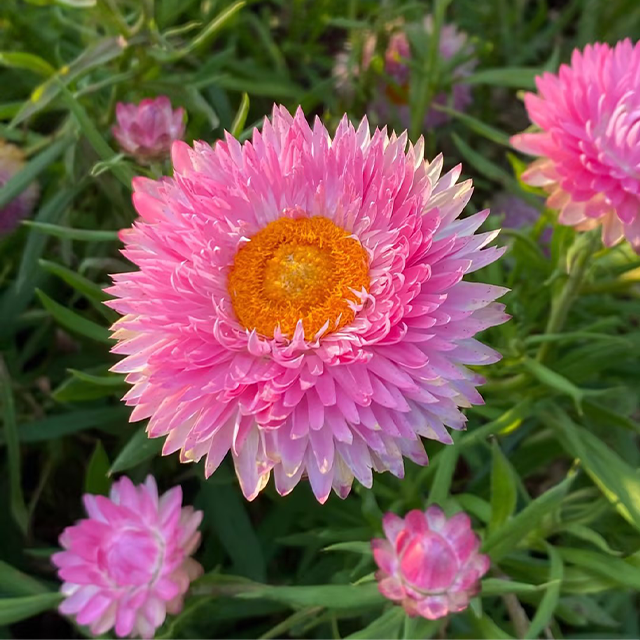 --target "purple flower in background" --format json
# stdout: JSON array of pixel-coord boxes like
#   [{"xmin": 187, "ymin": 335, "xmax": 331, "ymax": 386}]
[
  {"xmin": 372, "ymin": 506, "xmax": 490, "ymax": 620},
  {"xmin": 0, "ymin": 140, "xmax": 39, "ymax": 235},
  {"xmin": 492, "ymin": 193, "xmax": 552, "ymax": 244},
  {"xmin": 112, "ymin": 96, "xmax": 185, "ymax": 164}
]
